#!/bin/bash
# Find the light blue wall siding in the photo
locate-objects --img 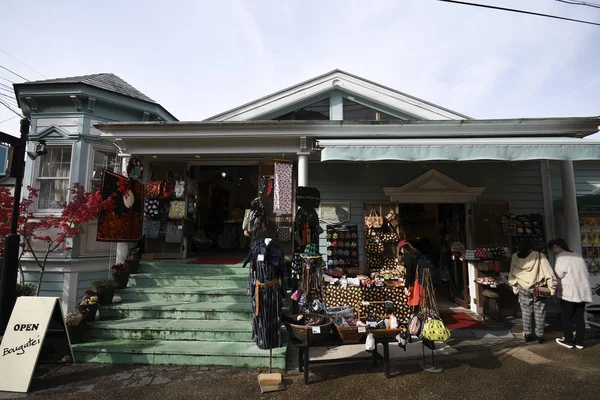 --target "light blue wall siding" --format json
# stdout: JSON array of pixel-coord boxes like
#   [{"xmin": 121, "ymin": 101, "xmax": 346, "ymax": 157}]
[
  {"xmin": 550, "ymin": 161, "xmax": 600, "ymax": 200},
  {"xmin": 23, "ymin": 271, "xmax": 64, "ymax": 298},
  {"xmin": 77, "ymin": 270, "xmax": 108, "ymax": 300},
  {"xmin": 311, "ymin": 161, "xmax": 544, "ymax": 263}
]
